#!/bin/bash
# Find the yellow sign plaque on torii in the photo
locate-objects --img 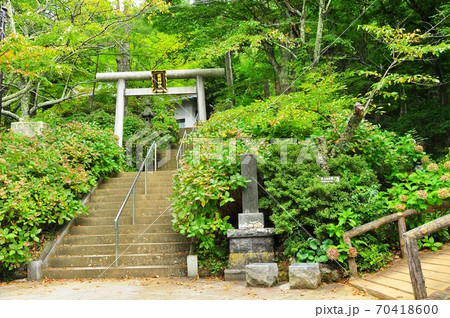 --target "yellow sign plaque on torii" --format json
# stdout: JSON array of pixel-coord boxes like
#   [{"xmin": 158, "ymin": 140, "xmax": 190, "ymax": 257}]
[{"xmin": 151, "ymin": 70, "xmax": 168, "ymax": 93}]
